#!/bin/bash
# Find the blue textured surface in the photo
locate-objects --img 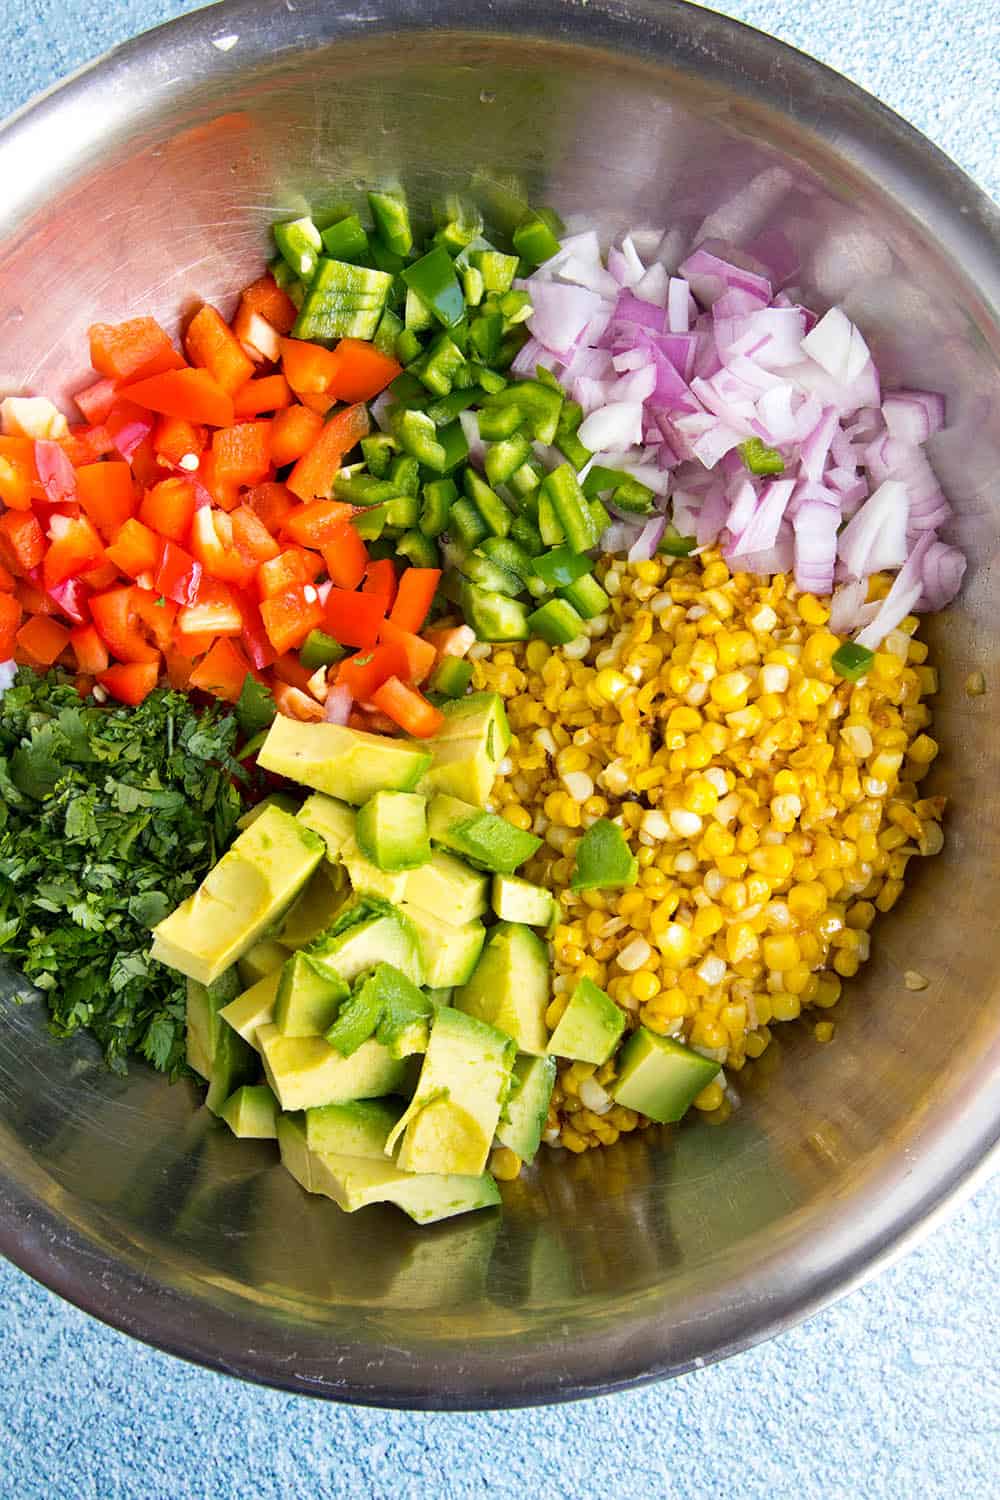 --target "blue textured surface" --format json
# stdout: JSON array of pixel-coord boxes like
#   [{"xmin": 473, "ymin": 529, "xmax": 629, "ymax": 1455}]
[{"xmin": 0, "ymin": 3, "xmax": 998, "ymax": 1495}]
